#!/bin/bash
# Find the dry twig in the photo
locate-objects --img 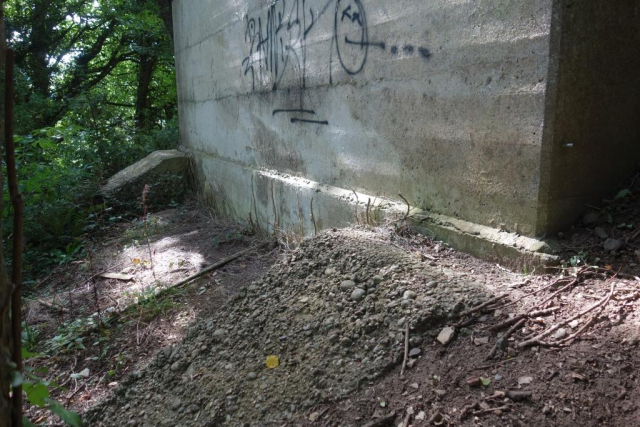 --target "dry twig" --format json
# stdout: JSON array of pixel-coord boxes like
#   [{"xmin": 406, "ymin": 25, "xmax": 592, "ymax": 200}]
[
  {"xmin": 486, "ymin": 318, "xmax": 526, "ymax": 359},
  {"xmin": 518, "ymin": 280, "xmax": 617, "ymax": 348}
]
